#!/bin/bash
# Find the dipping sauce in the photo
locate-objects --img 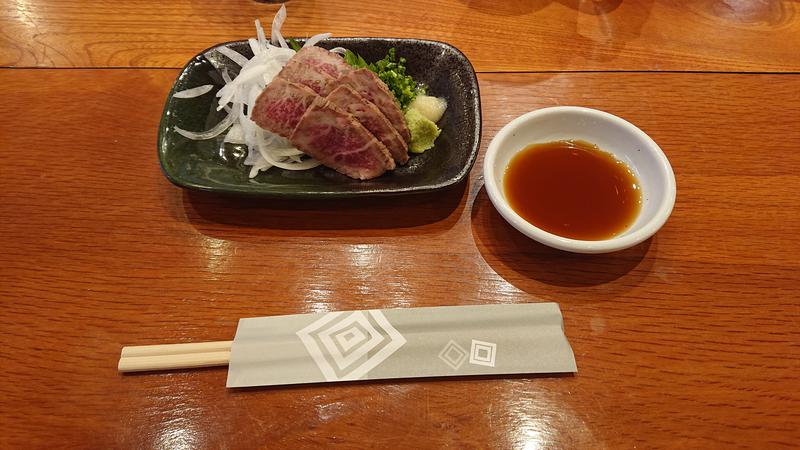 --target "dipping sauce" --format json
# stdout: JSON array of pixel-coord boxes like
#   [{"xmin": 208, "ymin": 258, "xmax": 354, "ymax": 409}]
[{"xmin": 503, "ymin": 140, "xmax": 642, "ymax": 241}]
